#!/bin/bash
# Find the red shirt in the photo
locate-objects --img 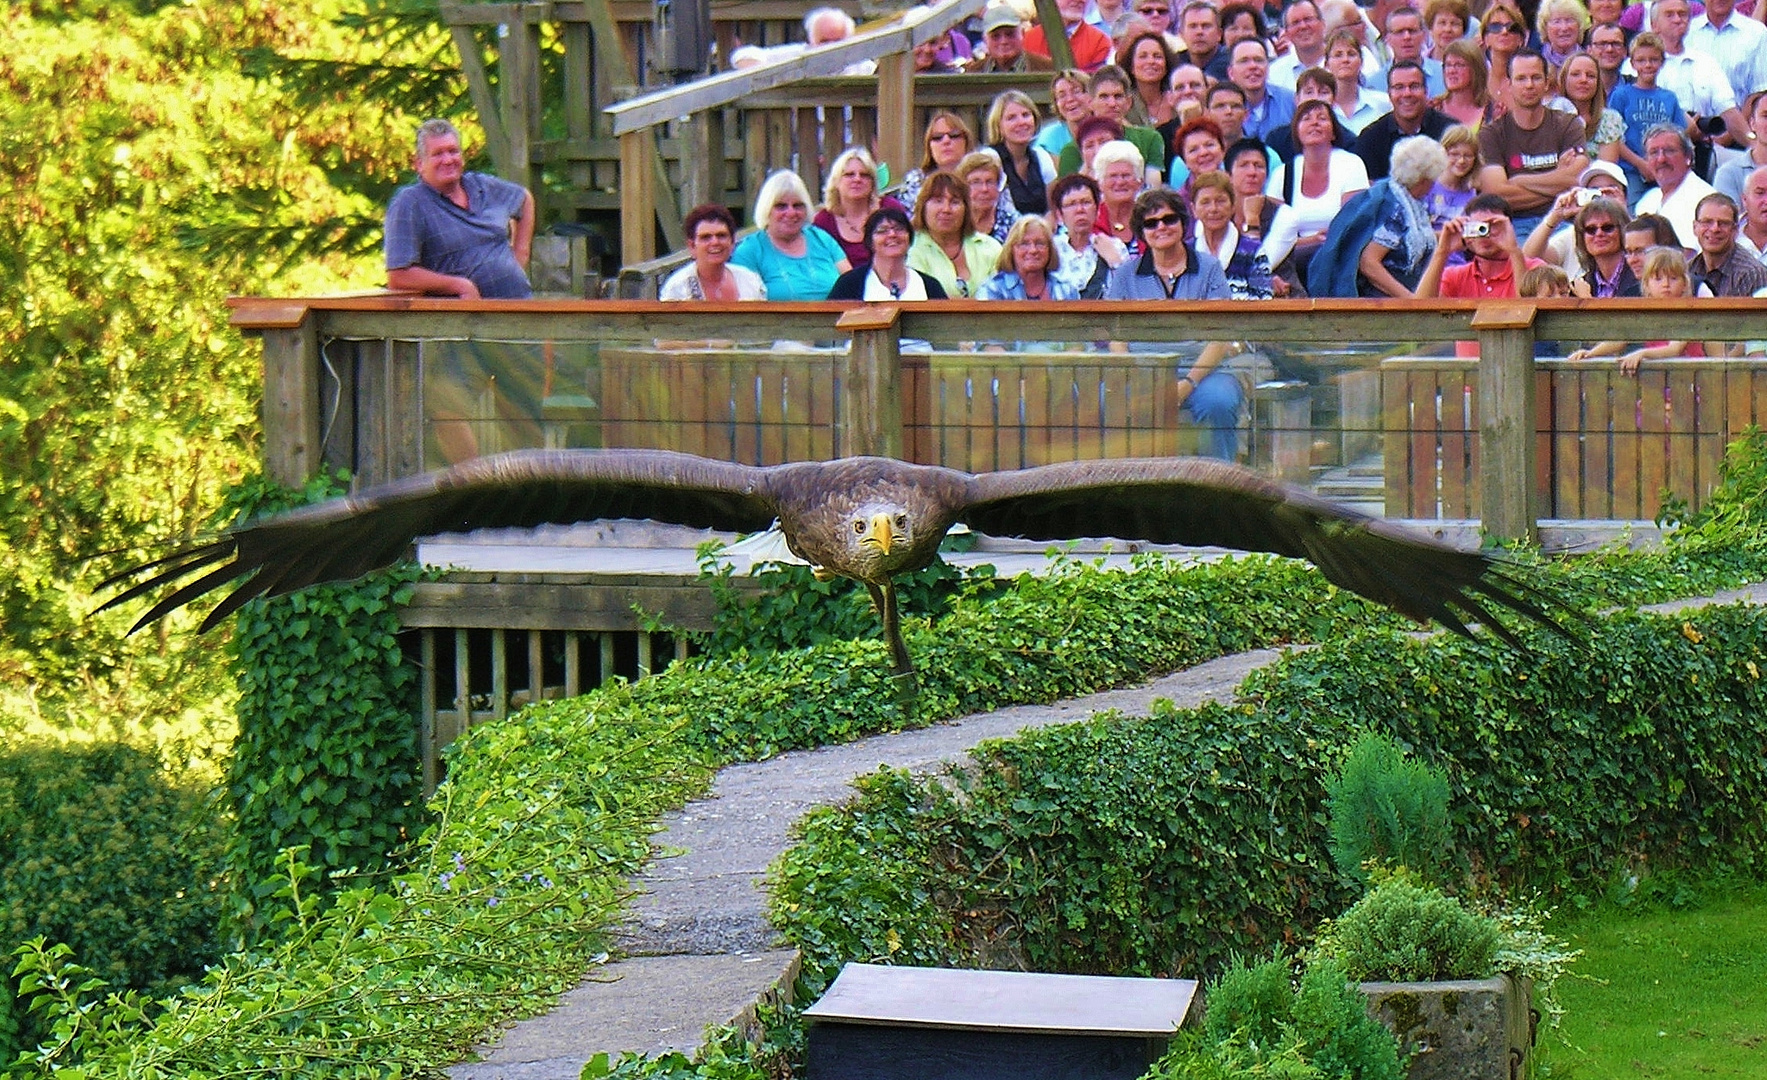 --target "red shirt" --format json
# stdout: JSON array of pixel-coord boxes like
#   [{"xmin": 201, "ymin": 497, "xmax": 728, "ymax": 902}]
[
  {"xmin": 1025, "ymin": 21, "xmax": 1114, "ymax": 71},
  {"xmin": 1440, "ymin": 254, "xmax": 1544, "ymax": 356}
]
